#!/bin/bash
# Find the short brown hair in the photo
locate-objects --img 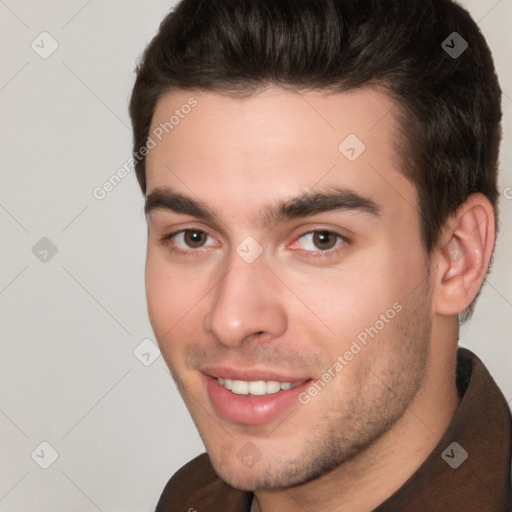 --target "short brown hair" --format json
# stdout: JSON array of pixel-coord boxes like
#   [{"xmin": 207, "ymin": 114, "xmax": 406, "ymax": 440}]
[{"xmin": 129, "ymin": 0, "xmax": 502, "ymax": 320}]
